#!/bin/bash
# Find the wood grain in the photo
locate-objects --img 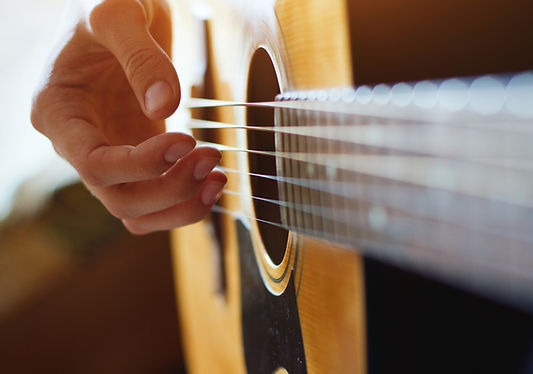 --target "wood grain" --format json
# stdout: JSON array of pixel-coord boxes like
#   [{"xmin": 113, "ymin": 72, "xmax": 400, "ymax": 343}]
[{"xmin": 171, "ymin": 1, "xmax": 366, "ymax": 373}]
